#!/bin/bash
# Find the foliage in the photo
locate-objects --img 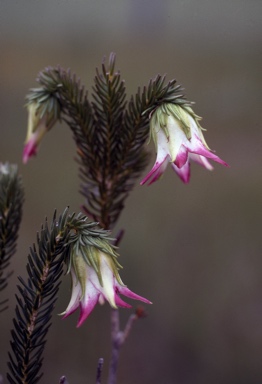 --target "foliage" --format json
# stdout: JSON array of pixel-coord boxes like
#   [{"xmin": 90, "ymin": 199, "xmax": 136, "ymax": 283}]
[{"xmin": 0, "ymin": 163, "xmax": 24, "ymax": 312}]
